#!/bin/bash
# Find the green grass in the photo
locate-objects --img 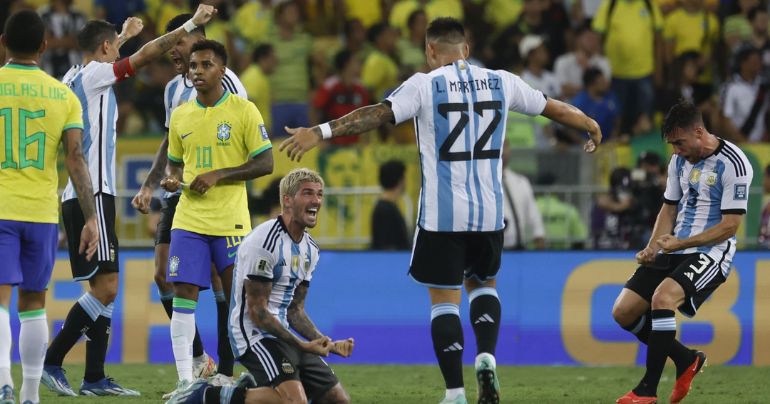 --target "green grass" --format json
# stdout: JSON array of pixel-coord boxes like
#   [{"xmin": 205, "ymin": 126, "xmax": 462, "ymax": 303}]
[{"xmin": 13, "ymin": 364, "xmax": 770, "ymax": 403}]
